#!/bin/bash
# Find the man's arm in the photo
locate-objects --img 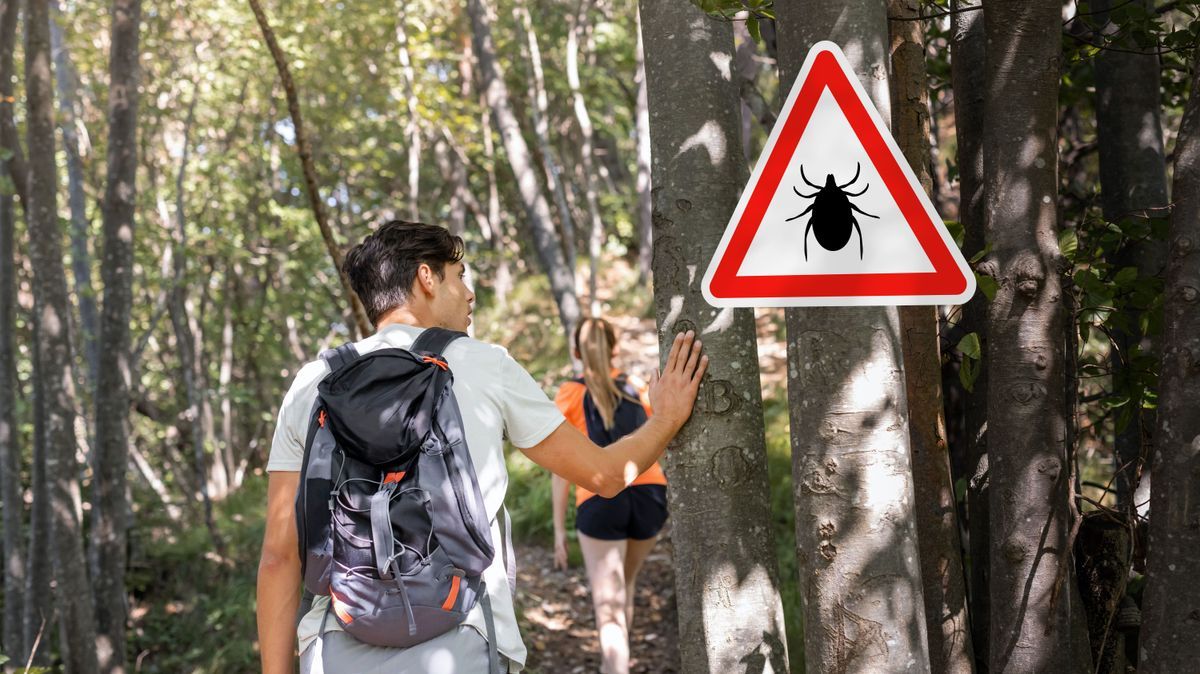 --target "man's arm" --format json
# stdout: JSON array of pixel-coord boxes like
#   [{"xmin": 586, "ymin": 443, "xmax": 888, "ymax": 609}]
[
  {"xmin": 257, "ymin": 471, "xmax": 301, "ymax": 674},
  {"xmin": 523, "ymin": 331, "xmax": 707, "ymax": 498}
]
